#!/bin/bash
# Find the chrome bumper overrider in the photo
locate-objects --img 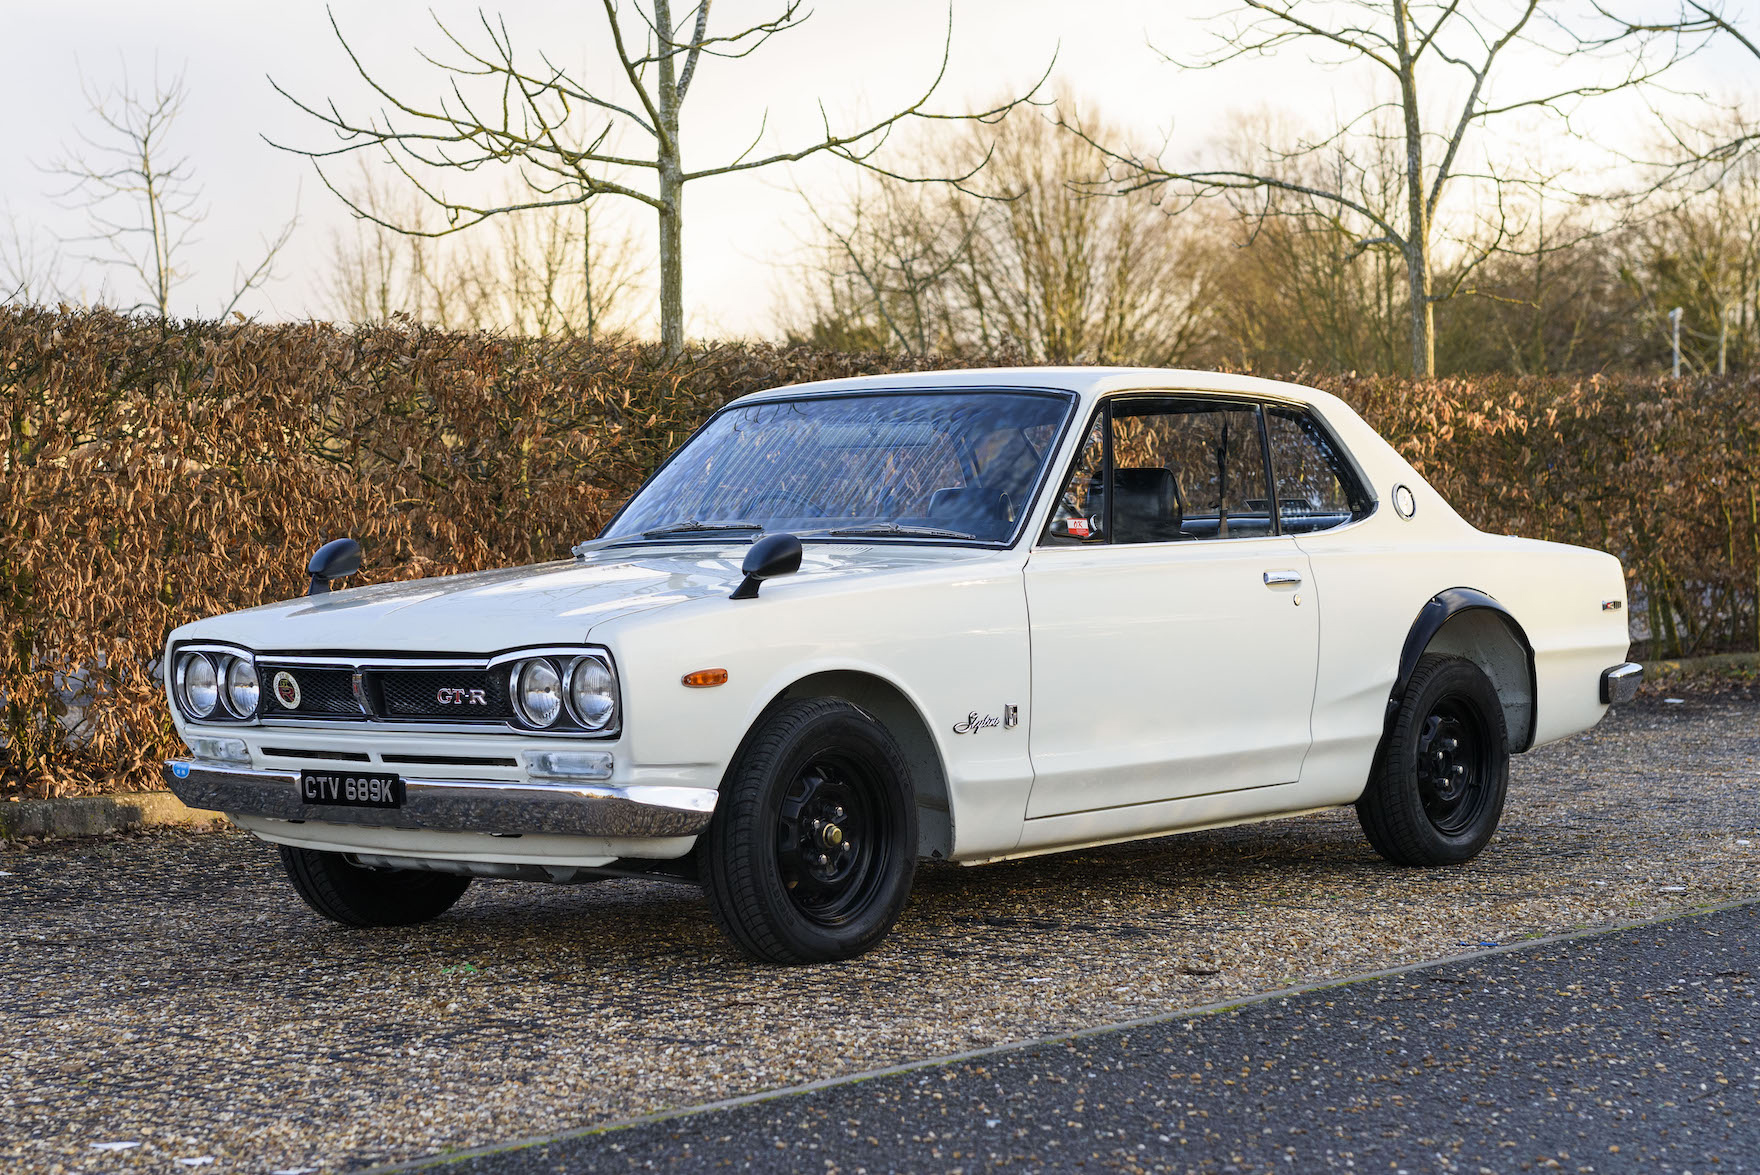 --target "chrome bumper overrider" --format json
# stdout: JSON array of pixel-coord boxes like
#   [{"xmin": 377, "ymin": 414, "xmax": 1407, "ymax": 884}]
[
  {"xmin": 1600, "ymin": 662, "xmax": 1644, "ymax": 705},
  {"xmin": 162, "ymin": 761, "xmax": 716, "ymax": 838}
]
